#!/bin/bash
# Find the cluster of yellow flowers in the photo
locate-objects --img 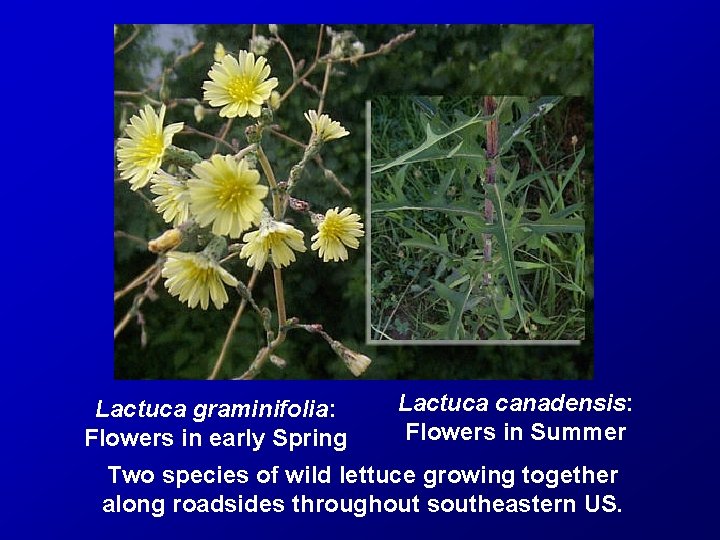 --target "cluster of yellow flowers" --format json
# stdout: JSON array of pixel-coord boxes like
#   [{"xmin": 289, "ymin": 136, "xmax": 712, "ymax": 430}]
[{"xmin": 116, "ymin": 49, "xmax": 364, "ymax": 311}]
